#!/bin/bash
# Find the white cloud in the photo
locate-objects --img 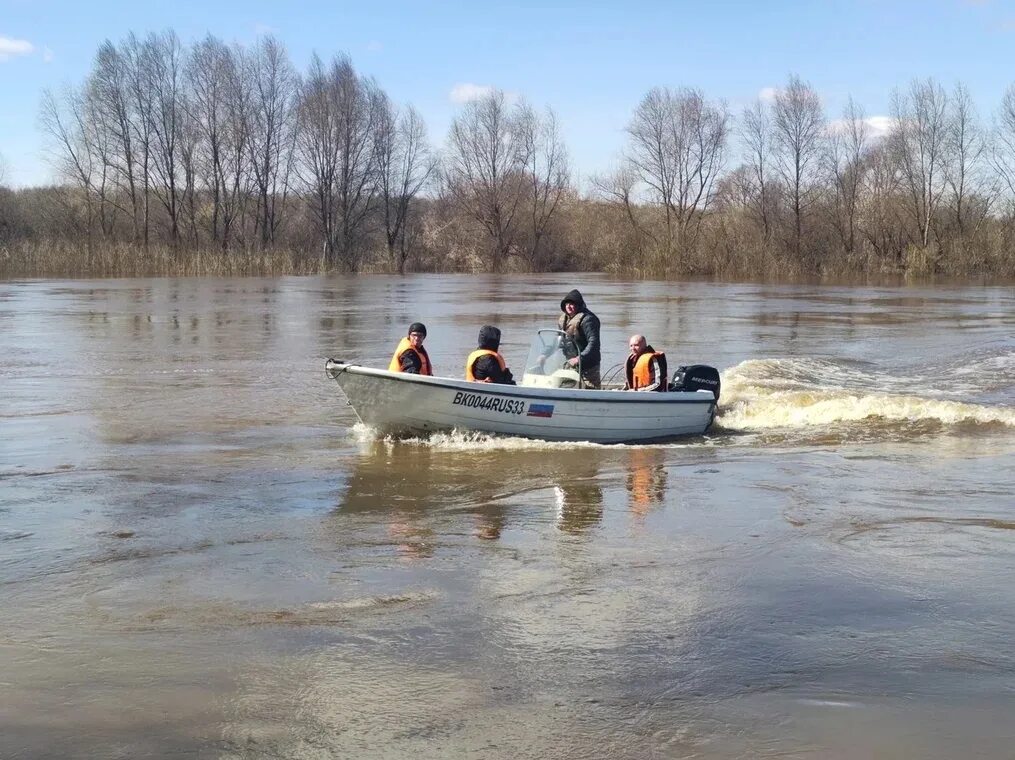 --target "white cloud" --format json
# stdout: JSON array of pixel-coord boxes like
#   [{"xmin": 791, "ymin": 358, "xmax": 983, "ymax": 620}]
[
  {"xmin": 826, "ymin": 115, "xmax": 896, "ymax": 139},
  {"xmin": 450, "ymin": 83, "xmax": 495, "ymax": 104},
  {"xmin": 0, "ymin": 36, "xmax": 34, "ymax": 62},
  {"xmin": 758, "ymin": 86, "xmax": 779, "ymax": 103},
  {"xmin": 864, "ymin": 116, "xmax": 895, "ymax": 137},
  {"xmin": 42, "ymin": 47, "xmax": 54, "ymax": 63}
]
